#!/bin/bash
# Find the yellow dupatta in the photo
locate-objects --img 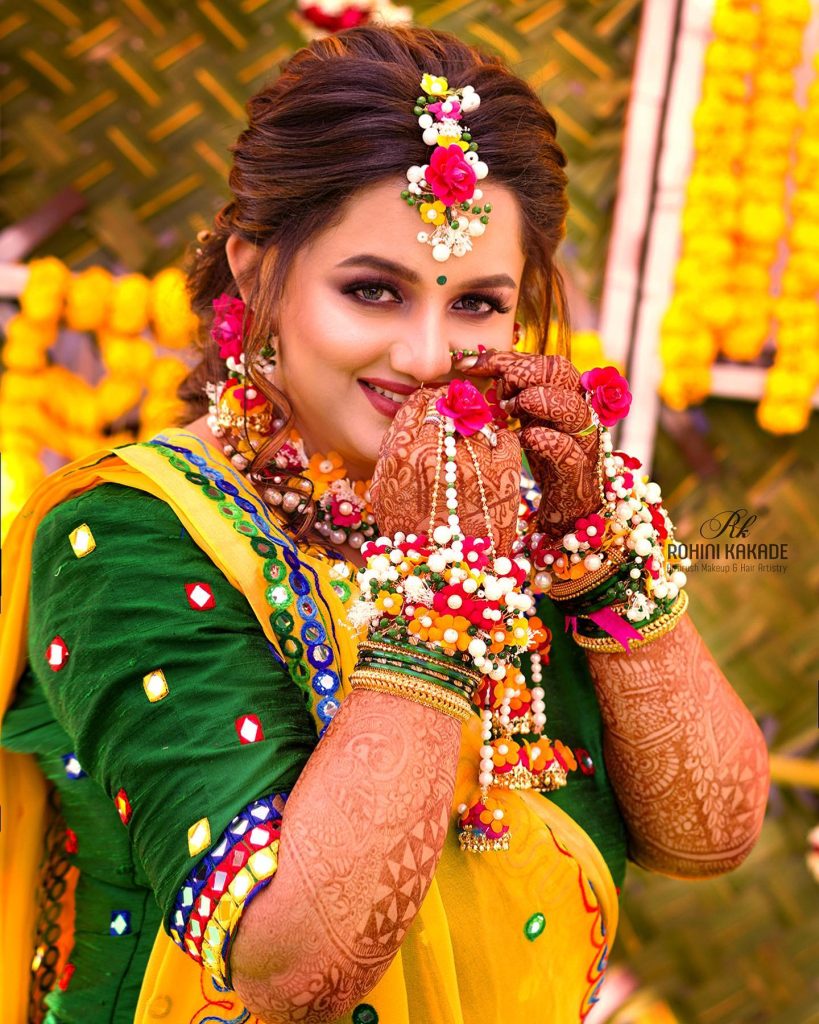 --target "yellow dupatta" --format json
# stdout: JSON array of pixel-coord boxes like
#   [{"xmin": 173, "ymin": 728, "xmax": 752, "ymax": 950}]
[{"xmin": 1, "ymin": 431, "xmax": 618, "ymax": 1023}]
